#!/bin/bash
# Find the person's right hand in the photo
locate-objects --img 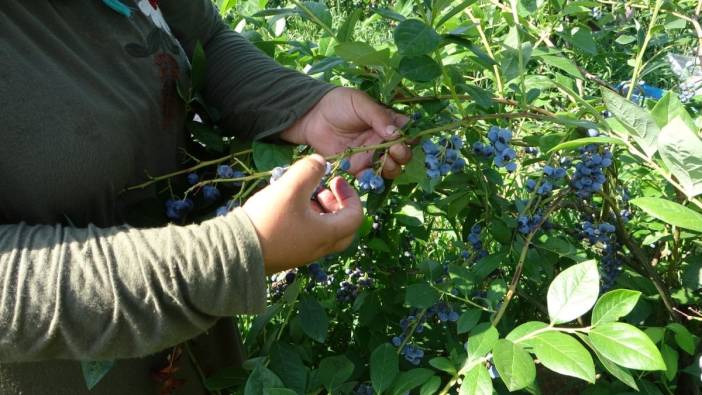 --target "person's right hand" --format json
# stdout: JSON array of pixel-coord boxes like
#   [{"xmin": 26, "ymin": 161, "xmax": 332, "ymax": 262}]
[{"xmin": 242, "ymin": 154, "xmax": 364, "ymax": 274}]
